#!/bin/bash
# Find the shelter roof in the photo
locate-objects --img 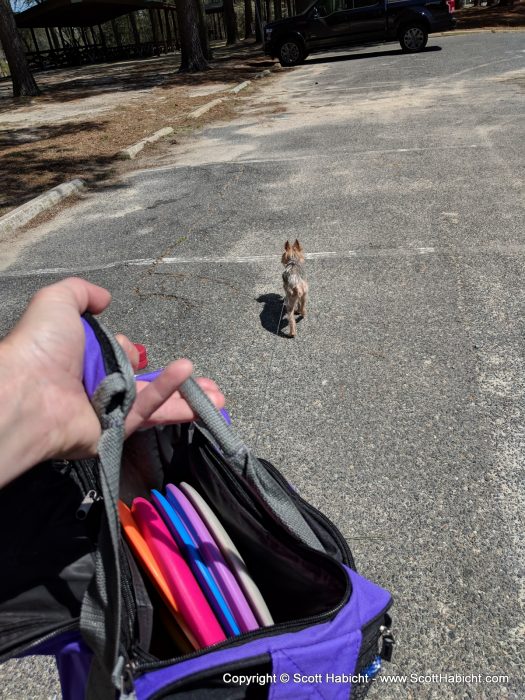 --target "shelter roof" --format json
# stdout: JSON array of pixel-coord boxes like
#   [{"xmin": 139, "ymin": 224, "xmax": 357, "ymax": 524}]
[{"xmin": 16, "ymin": 0, "xmax": 174, "ymax": 29}]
